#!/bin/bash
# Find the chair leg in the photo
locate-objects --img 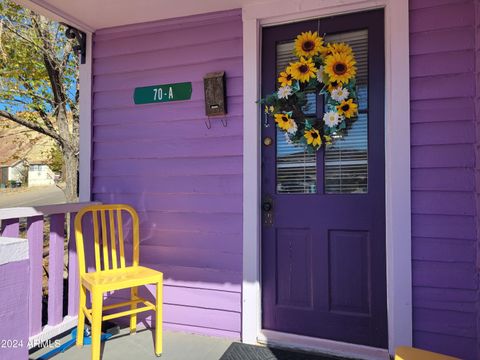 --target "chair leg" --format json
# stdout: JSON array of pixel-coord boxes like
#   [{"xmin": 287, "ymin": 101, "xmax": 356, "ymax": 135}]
[
  {"xmin": 76, "ymin": 285, "xmax": 87, "ymax": 348},
  {"xmin": 91, "ymin": 289, "xmax": 103, "ymax": 360},
  {"xmin": 155, "ymin": 280, "xmax": 163, "ymax": 357},
  {"xmin": 130, "ymin": 286, "xmax": 138, "ymax": 334}
]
